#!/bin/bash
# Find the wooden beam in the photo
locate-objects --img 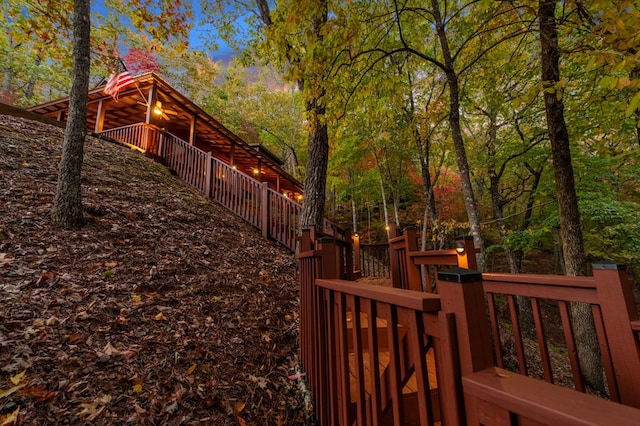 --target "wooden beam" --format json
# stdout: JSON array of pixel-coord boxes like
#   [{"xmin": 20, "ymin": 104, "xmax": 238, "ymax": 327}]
[
  {"xmin": 189, "ymin": 114, "xmax": 196, "ymax": 145},
  {"xmin": 94, "ymin": 99, "xmax": 105, "ymax": 133},
  {"xmin": 145, "ymin": 84, "xmax": 157, "ymax": 125}
]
